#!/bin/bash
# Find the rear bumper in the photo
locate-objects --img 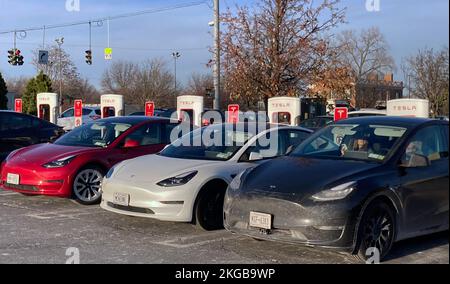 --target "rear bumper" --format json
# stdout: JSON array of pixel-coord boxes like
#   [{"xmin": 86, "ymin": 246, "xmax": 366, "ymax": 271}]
[{"xmin": 223, "ymin": 190, "xmax": 359, "ymax": 250}]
